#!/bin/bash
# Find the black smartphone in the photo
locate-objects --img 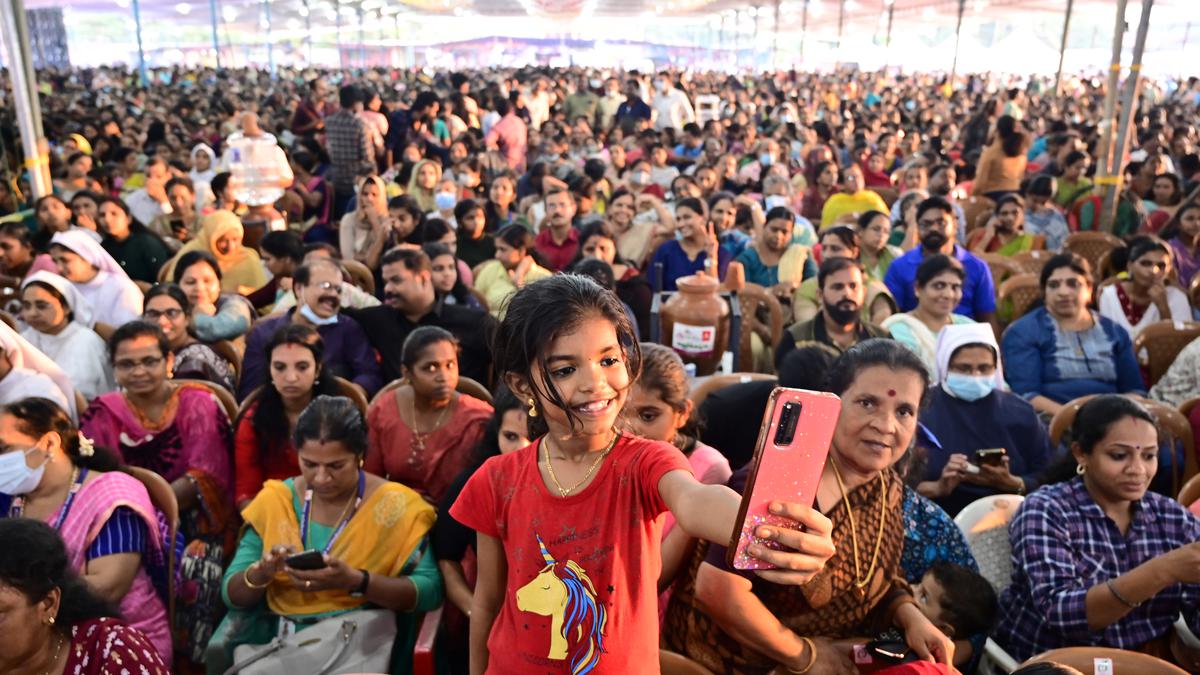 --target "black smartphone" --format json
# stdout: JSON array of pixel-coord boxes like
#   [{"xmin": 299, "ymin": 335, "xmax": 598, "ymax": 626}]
[
  {"xmin": 285, "ymin": 550, "xmax": 327, "ymax": 570},
  {"xmin": 975, "ymin": 448, "xmax": 1007, "ymax": 467}
]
